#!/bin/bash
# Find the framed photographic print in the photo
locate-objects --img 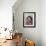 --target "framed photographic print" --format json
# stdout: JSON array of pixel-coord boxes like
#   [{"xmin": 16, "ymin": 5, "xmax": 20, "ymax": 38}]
[{"xmin": 23, "ymin": 12, "xmax": 36, "ymax": 28}]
